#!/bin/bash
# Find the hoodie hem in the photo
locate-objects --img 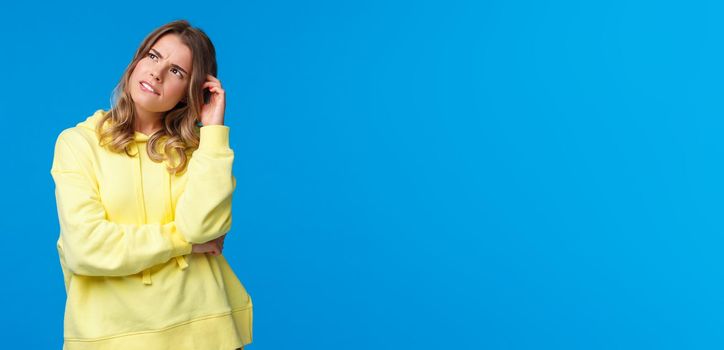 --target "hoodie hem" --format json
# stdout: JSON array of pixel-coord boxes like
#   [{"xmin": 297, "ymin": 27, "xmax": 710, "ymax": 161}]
[{"xmin": 63, "ymin": 305, "xmax": 252, "ymax": 350}]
